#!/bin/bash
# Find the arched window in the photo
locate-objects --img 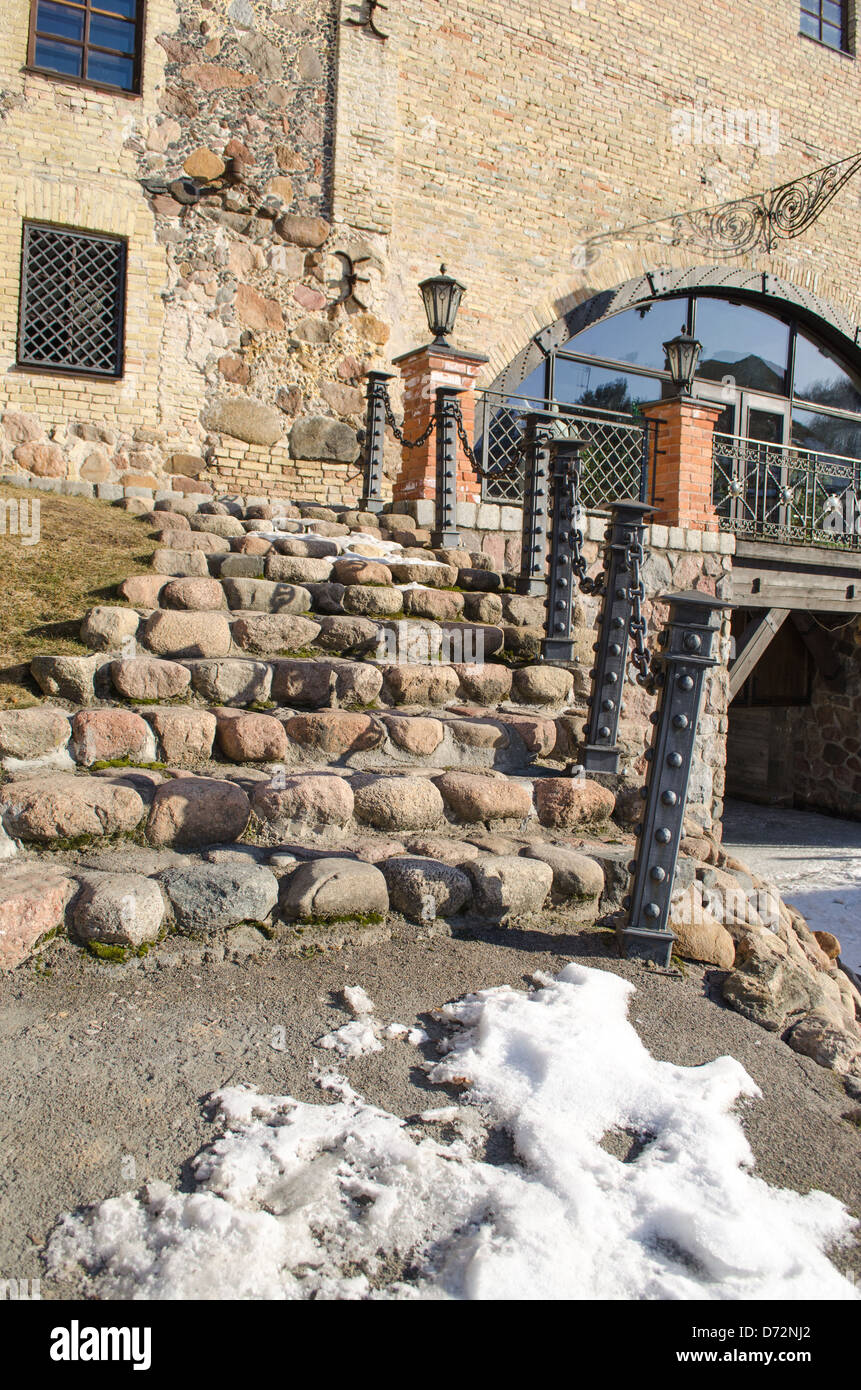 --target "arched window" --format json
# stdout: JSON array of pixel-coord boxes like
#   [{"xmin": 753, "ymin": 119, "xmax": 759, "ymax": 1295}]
[{"xmin": 479, "ymin": 292, "xmax": 861, "ymax": 517}]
